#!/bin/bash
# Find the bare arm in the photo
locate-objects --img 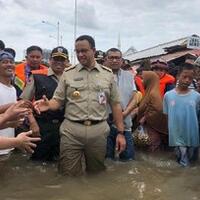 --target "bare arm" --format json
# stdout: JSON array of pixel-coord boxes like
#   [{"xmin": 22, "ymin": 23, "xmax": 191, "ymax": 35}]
[
  {"xmin": 0, "ymin": 103, "xmax": 14, "ymax": 114},
  {"xmin": 111, "ymin": 103, "xmax": 126, "ymax": 153},
  {"xmin": 0, "ymin": 101, "xmax": 31, "ymax": 129},
  {"xmin": 0, "ymin": 131, "xmax": 41, "ymax": 153},
  {"xmin": 27, "ymin": 113, "xmax": 40, "ymax": 137},
  {"xmin": 111, "ymin": 103, "xmax": 124, "ymax": 132},
  {"xmin": 0, "ymin": 114, "xmax": 9, "ymax": 129},
  {"xmin": 49, "ymin": 98, "xmax": 63, "ymax": 111},
  {"xmin": 123, "ymin": 91, "xmax": 137, "ymax": 118}
]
